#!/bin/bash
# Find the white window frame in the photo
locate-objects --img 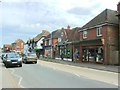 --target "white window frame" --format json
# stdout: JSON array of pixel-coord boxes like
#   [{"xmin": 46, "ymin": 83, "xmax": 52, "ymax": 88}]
[
  {"xmin": 96, "ymin": 27, "xmax": 102, "ymax": 36},
  {"xmin": 49, "ymin": 39, "xmax": 51, "ymax": 45},
  {"xmin": 83, "ymin": 31, "xmax": 87, "ymax": 39}
]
